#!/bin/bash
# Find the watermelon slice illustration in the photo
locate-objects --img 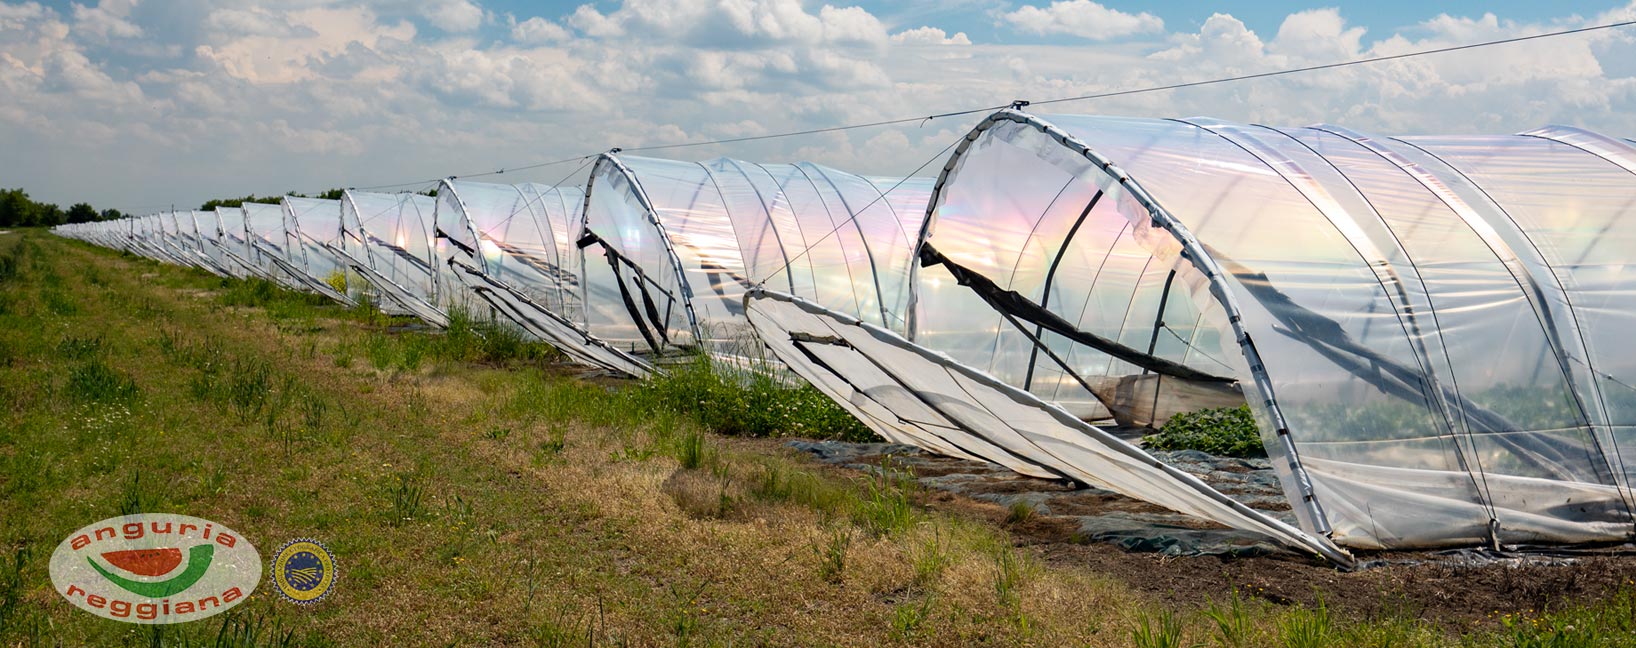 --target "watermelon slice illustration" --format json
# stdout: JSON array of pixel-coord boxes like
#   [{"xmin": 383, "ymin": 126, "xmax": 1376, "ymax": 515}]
[
  {"xmin": 100, "ymin": 548, "xmax": 183, "ymax": 577},
  {"xmin": 92, "ymin": 545, "xmax": 213, "ymax": 597}
]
